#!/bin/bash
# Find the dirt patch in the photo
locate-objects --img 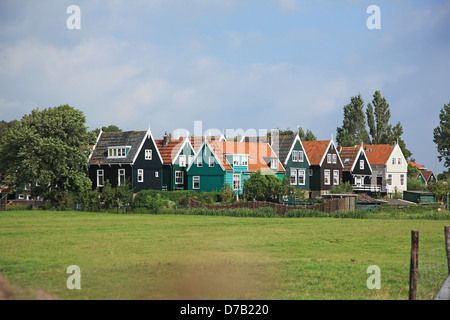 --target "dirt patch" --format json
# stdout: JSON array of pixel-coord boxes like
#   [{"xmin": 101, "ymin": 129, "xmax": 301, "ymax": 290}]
[
  {"xmin": 146, "ymin": 261, "xmax": 275, "ymax": 300},
  {"xmin": 0, "ymin": 275, "xmax": 59, "ymax": 300}
]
